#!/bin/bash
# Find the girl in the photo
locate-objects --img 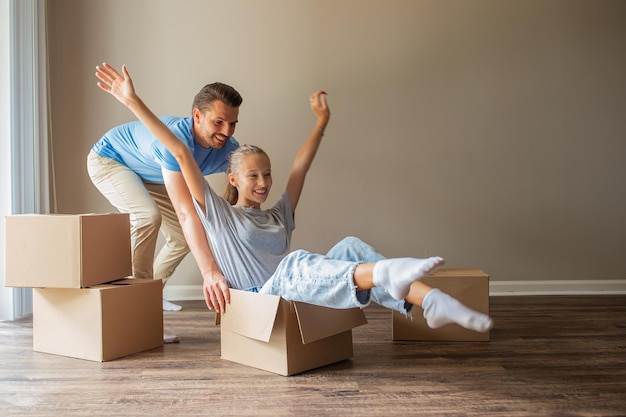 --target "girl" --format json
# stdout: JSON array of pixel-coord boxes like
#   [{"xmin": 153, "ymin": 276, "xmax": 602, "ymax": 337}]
[{"xmin": 96, "ymin": 63, "xmax": 492, "ymax": 333}]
